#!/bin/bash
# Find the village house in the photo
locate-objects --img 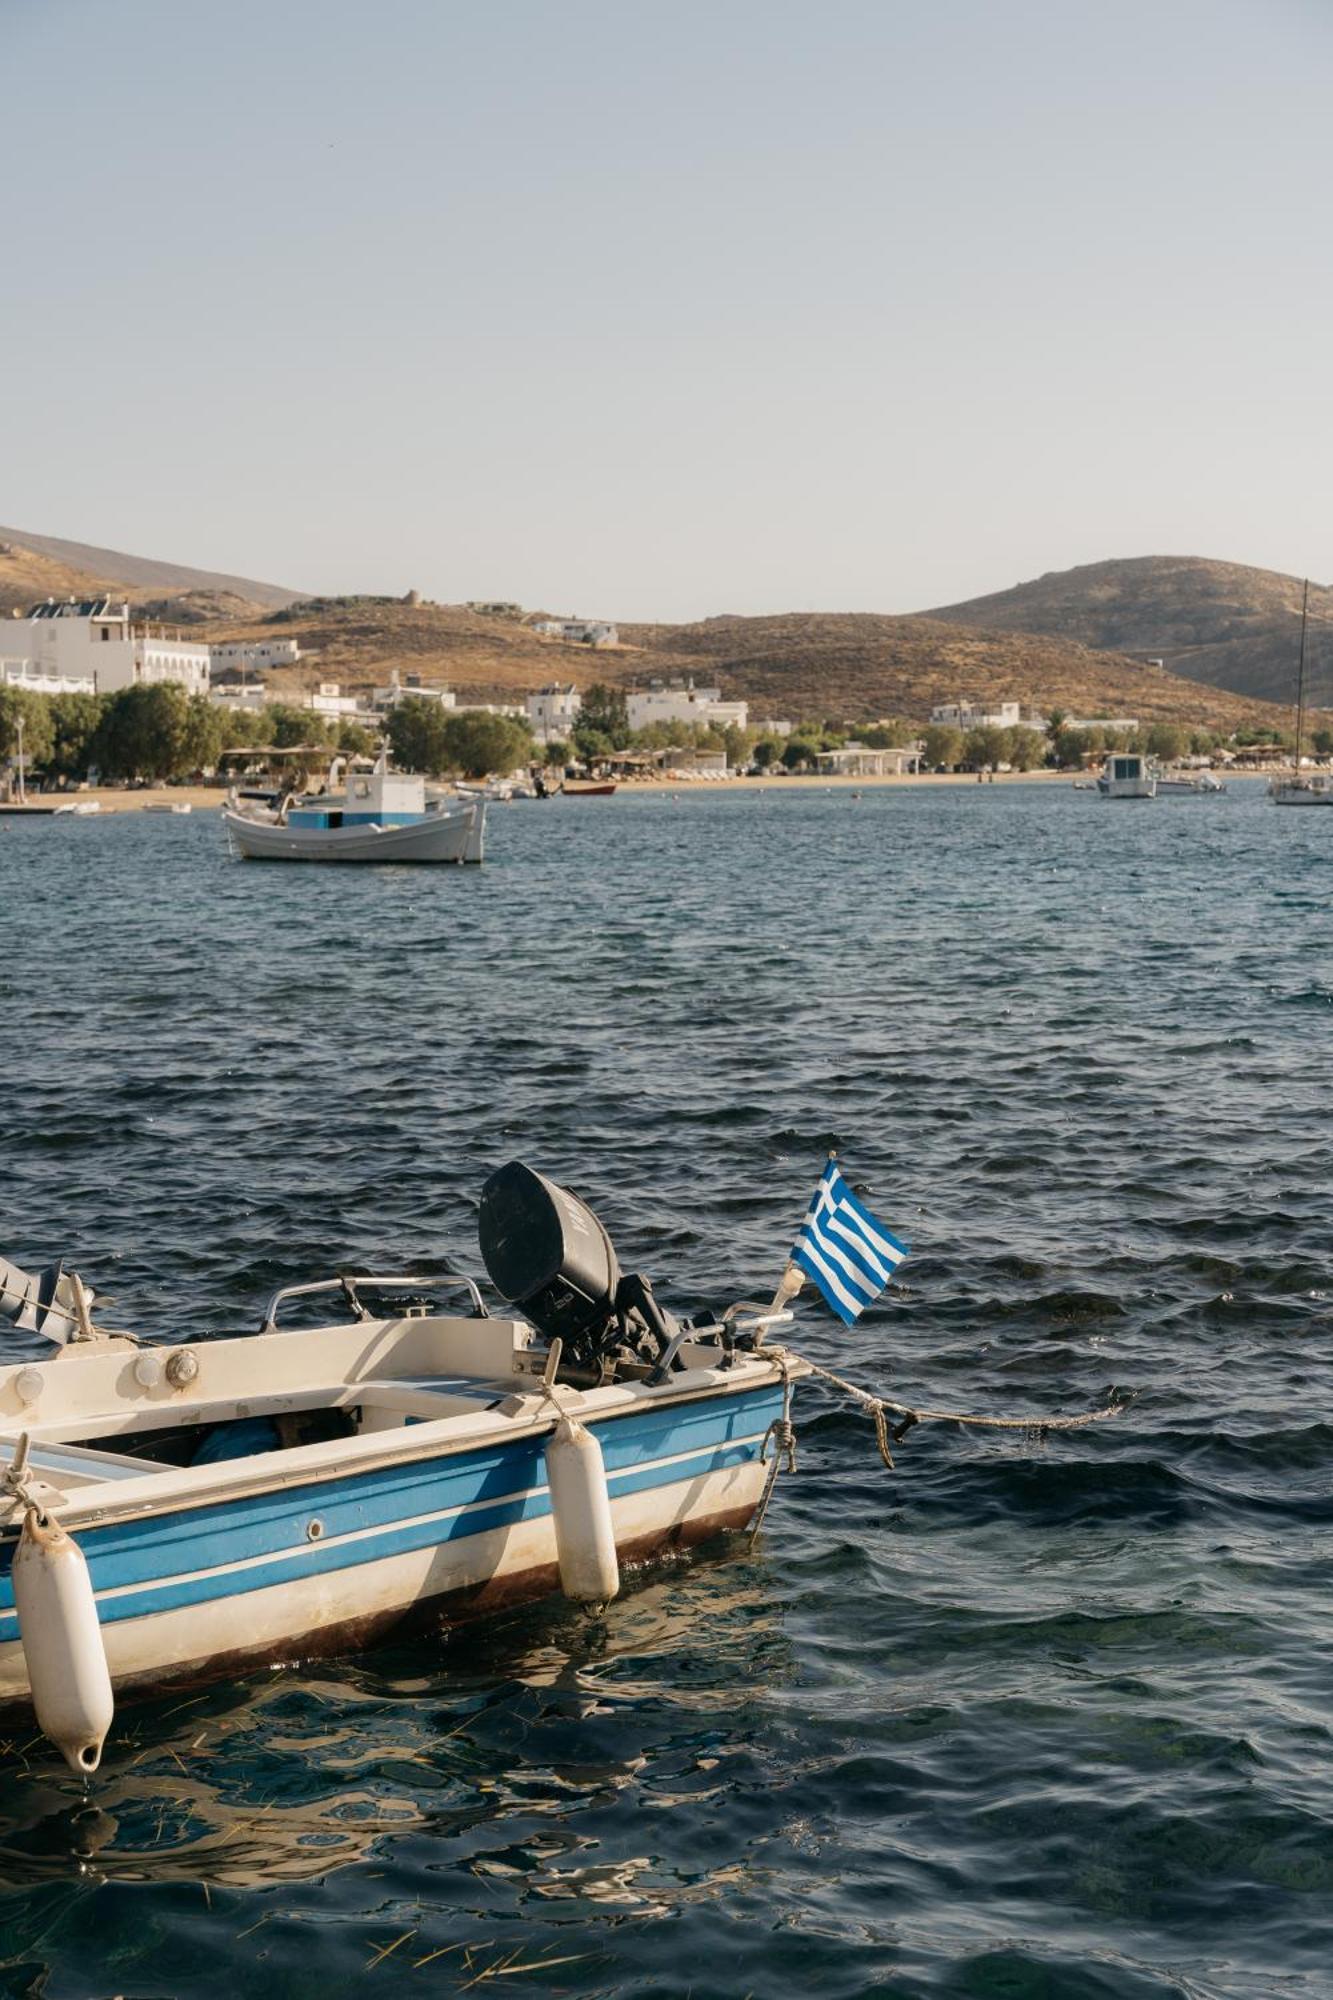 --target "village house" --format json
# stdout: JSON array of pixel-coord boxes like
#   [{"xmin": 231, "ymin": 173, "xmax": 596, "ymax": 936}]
[{"xmin": 0, "ymin": 598, "xmax": 210, "ymax": 696}]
